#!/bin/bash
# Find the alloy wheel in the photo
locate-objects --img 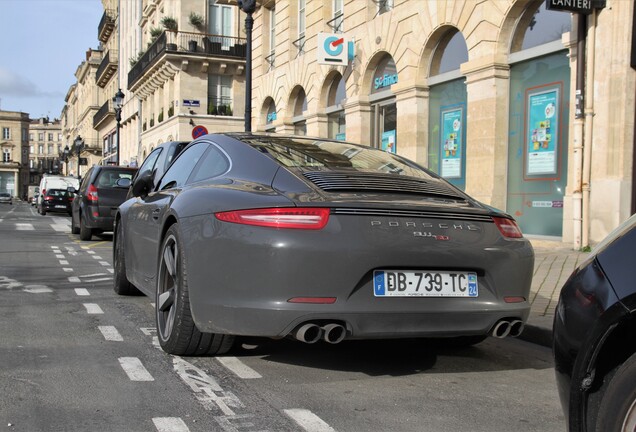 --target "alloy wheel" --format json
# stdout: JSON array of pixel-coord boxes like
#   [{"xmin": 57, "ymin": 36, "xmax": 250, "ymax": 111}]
[{"xmin": 157, "ymin": 234, "xmax": 179, "ymax": 341}]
